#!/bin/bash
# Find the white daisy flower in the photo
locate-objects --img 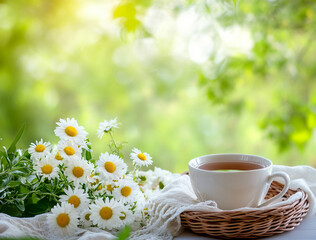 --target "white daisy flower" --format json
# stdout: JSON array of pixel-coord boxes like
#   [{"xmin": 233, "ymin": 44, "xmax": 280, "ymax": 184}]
[
  {"xmin": 97, "ymin": 118, "xmax": 119, "ymax": 139},
  {"xmin": 112, "ymin": 178, "xmax": 141, "ymax": 204},
  {"xmin": 89, "ymin": 198, "xmax": 124, "ymax": 230},
  {"xmin": 95, "ymin": 184, "xmax": 105, "ymax": 193},
  {"xmin": 128, "ymin": 202, "xmax": 146, "ymax": 231},
  {"xmin": 79, "ymin": 209, "xmax": 93, "ymax": 228},
  {"xmin": 86, "ymin": 174, "xmax": 107, "ymax": 194},
  {"xmin": 65, "ymin": 157, "xmax": 94, "ymax": 186},
  {"xmin": 137, "ymin": 170, "xmax": 154, "ymax": 185},
  {"xmin": 58, "ymin": 140, "xmax": 82, "ymax": 161},
  {"xmin": 28, "ymin": 139, "xmax": 51, "ymax": 160},
  {"xmin": 95, "ymin": 182, "xmax": 117, "ymax": 196},
  {"xmin": 96, "ymin": 152, "xmax": 127, "ymax": 181},
  {"xmin": 130, "ymin": 148, "xmax": 153, "ymax": 167},
  {"xmin": 119, "ymin": 204, "xmax": 135, "ymax": 226},
  {"xmin": 33, "ymin": 156, "xmax": 59, "ymax": 180},
  {"xmin": 46, "ymin": 202, "xmax": 79, "ymax": 237},
  {"xmin": 153, "ymin": 167, "xmax": 179, "ymax": 190},
  {"xmin": 60, "ymin": 187, "xmax": 90, "ymax": 211},
  {"xmin": 87, "ymin": 172, "xmax": 100, "ymax": 185},
  {"xmin": 54, "ymin": 150, "xmax": 64, "ymax": 162},
  {"xmin": 54, "ymin": 118, "xmax": 88, "ymax": 144},
  {"xmin": 104, "ymin": 182, "xmax": 117, "ymax": 193},
  {"xmin": 49, "ymin": 145, "xmax": 65, "ymax": 162}
]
